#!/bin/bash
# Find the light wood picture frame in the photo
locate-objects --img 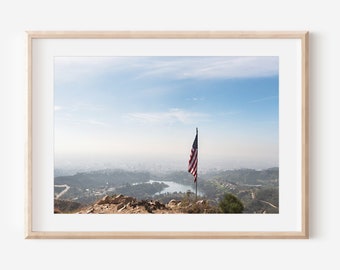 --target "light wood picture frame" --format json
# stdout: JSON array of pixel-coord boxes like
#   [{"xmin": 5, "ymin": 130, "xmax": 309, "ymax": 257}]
[{"xmin": 26, "ymin": 31, "xmax": 309, "ymax": 239}]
